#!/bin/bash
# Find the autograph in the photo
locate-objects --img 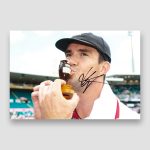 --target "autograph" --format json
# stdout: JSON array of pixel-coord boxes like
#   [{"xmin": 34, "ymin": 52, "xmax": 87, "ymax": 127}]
[{"xmin": 78, "ymin": 67, "xmax": 104, "ymax": 93}]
